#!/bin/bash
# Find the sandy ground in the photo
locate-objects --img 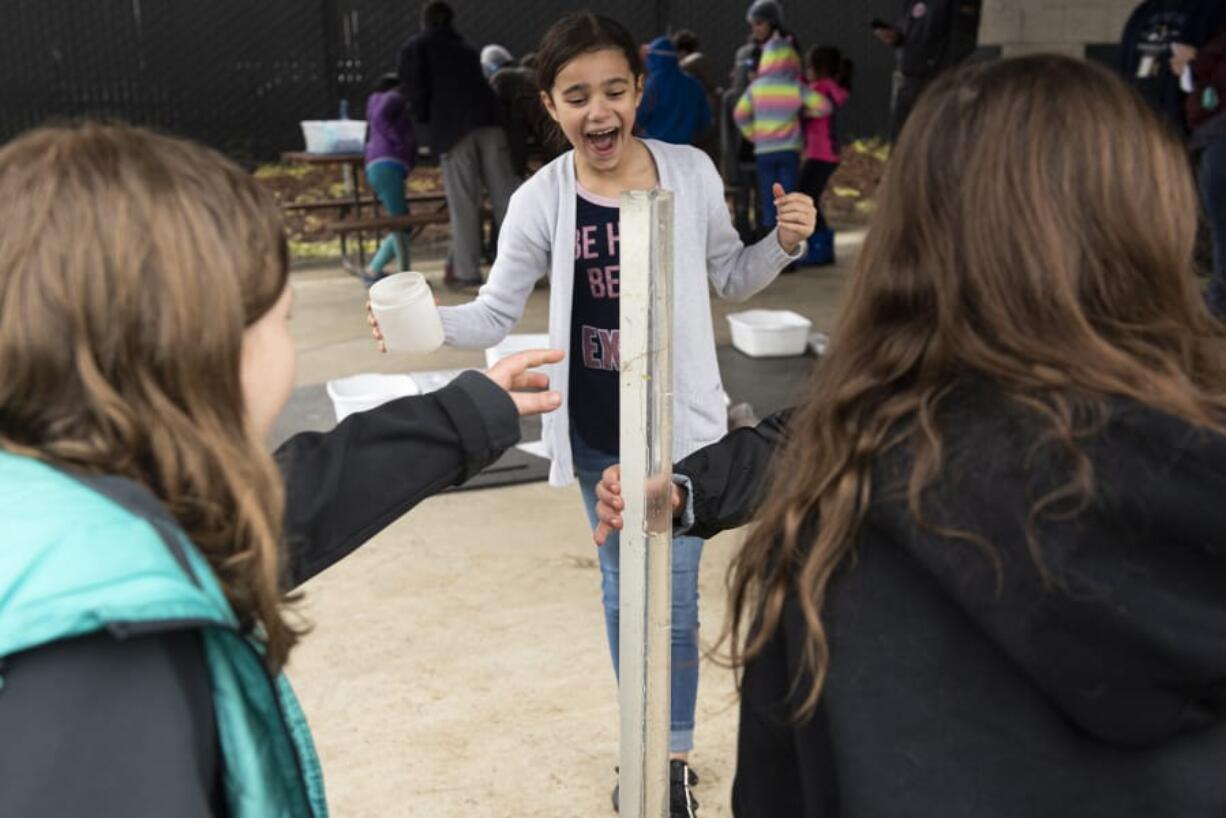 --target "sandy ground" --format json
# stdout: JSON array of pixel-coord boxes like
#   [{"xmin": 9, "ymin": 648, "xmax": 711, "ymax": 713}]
[{"xmin": 281, "ymin": 238, "xmax": 857, "ymax": 817}]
